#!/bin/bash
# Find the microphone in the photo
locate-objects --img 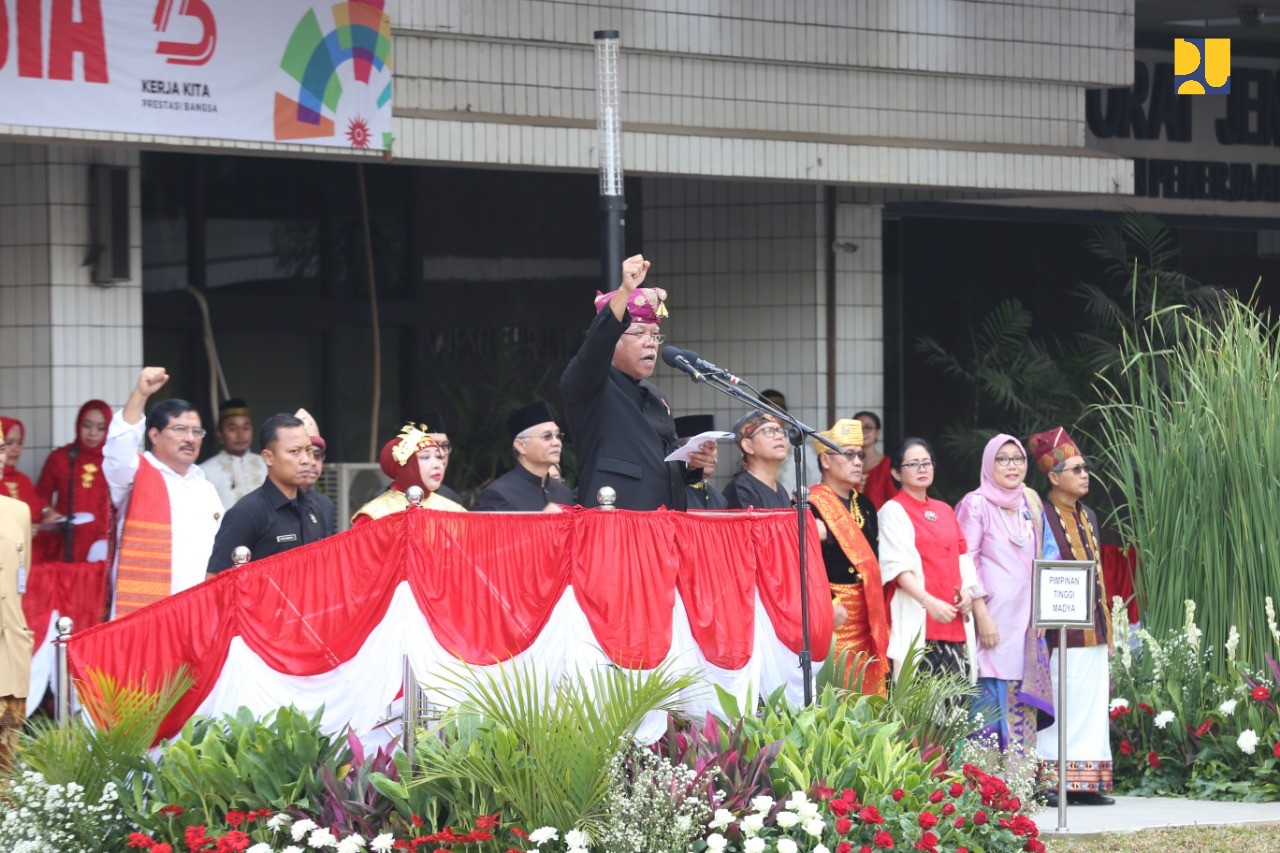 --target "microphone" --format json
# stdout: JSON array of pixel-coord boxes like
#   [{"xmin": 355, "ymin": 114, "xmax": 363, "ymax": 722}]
[
  {"xmin": 661, "ymin": 346, "xmax": 705, "ymax": 382},
  {"xmin": 679, "ymin": 348, "xmax": 743, "ymax": 385}
]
